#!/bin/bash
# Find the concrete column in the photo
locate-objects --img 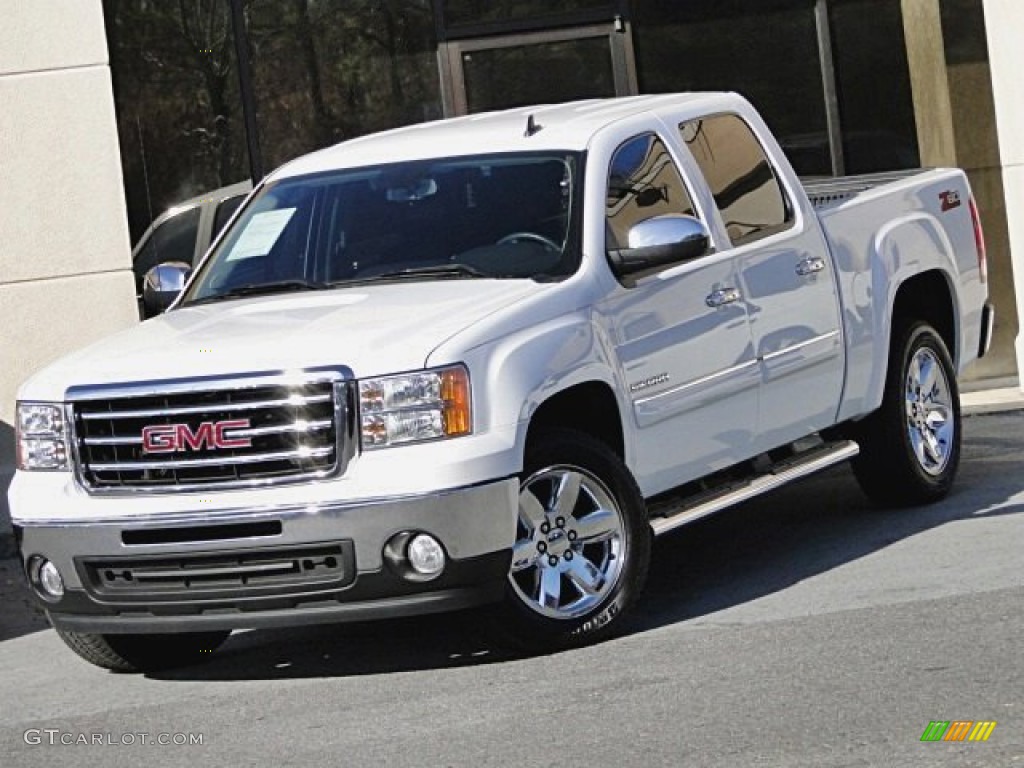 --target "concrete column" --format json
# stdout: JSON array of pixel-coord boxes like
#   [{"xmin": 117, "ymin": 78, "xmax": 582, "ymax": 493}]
[
  {"xmin": 982, "ymin": 0, "xmax": 1024, "ymax": 385},
  {"xmin": 945, "ymin": 2, "xmax": 1018, "ymax": 381},
  {"xmin": 0, "ymin": 1, "xmax": 138, "ymax": 534},
  {"xmin": 904, "ymin": 0, "xmax": 1019, "ymax": 382},
  {"xmin": 901, "ymin": 0, "xmax": 957, "ymax": 166}
]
